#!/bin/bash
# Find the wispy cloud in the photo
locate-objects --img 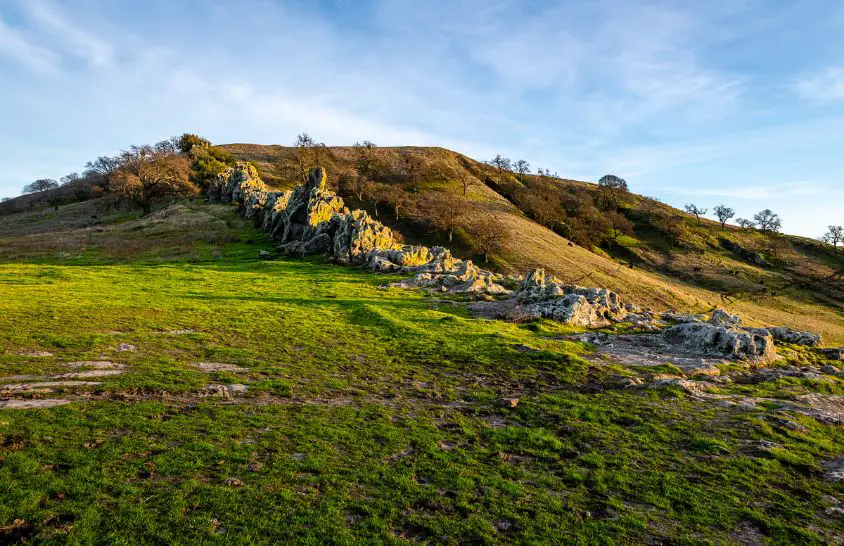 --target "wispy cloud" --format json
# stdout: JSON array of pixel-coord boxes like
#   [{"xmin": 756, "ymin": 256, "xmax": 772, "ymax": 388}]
[
  {"xmin": 0, "ymin": 15, "xmax": 59, "ymax": 73},
  {"xmin": 24, "ymin": 0, "xmax": 113, "ymax": 67},
  {"xmin": 795, "ymin": 67, "xmax": 844, "ymax": 100},
  {"xmin": 660, "ymin": 180, "xmax": 833, "ymax": 200}
]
